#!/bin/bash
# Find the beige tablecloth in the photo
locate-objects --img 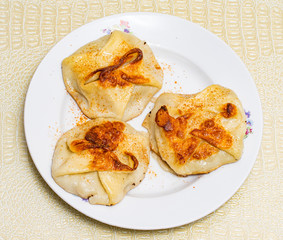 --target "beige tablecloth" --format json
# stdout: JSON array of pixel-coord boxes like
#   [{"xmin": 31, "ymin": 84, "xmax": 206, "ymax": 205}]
[{"xmin": 0, "ymin": 0, "xmax": 282, "ymax": 239}]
